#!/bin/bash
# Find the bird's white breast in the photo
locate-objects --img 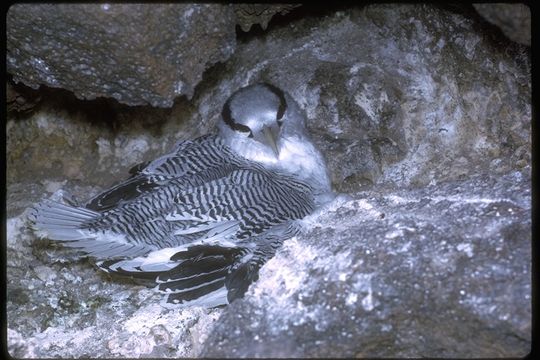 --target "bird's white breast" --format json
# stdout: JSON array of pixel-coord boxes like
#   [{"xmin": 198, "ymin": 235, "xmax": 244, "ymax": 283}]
[{"xmin": 229, "ymin": 134, "xmax": 331, "ymax": 194}]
